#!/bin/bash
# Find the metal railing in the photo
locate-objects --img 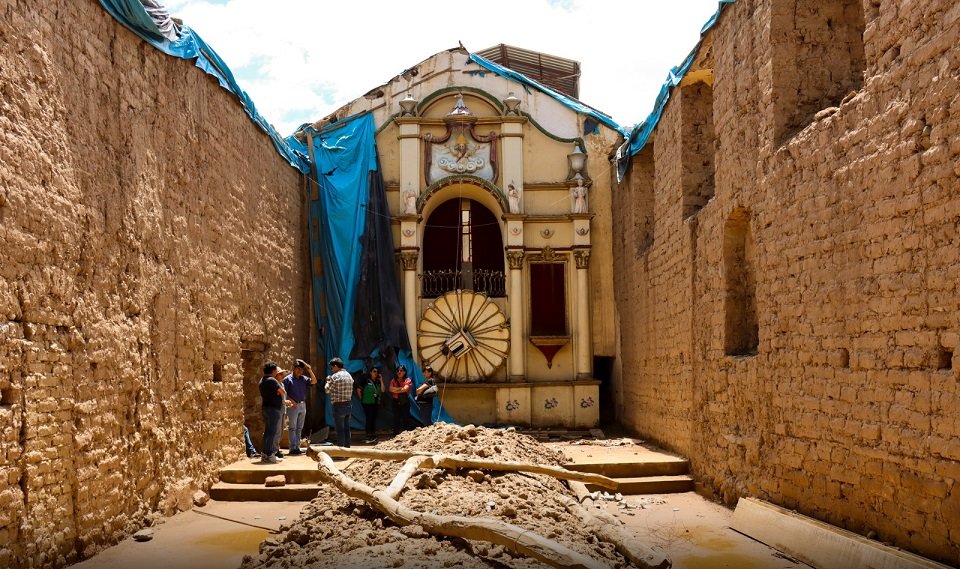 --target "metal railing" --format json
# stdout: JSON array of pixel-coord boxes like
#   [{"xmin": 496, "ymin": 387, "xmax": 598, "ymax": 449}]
[{"xmin": 420, "ymin": 269, "xmax": 506, "ymax": 298}]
